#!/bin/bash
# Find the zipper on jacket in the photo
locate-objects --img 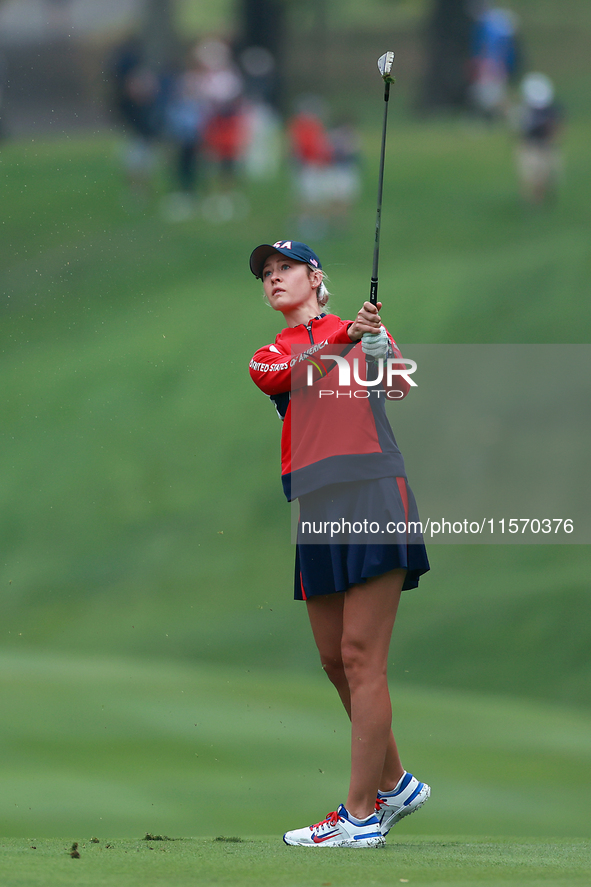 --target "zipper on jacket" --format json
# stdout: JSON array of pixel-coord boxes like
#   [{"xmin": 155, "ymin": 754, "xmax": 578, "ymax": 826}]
[{"xmin": 304, "ymin": 313, "xmax": 325, "ymax": 344}]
